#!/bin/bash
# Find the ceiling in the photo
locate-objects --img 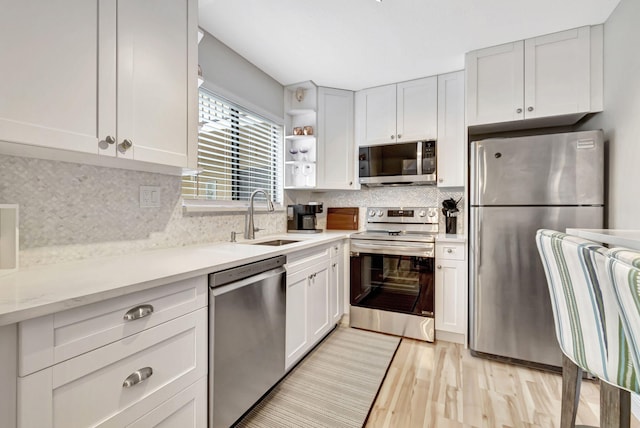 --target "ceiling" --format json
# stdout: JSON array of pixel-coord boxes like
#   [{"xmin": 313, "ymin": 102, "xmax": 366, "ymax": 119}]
[{"xmin": 198, "ymin": 0, "xmax": 620, "ymax": 91}]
